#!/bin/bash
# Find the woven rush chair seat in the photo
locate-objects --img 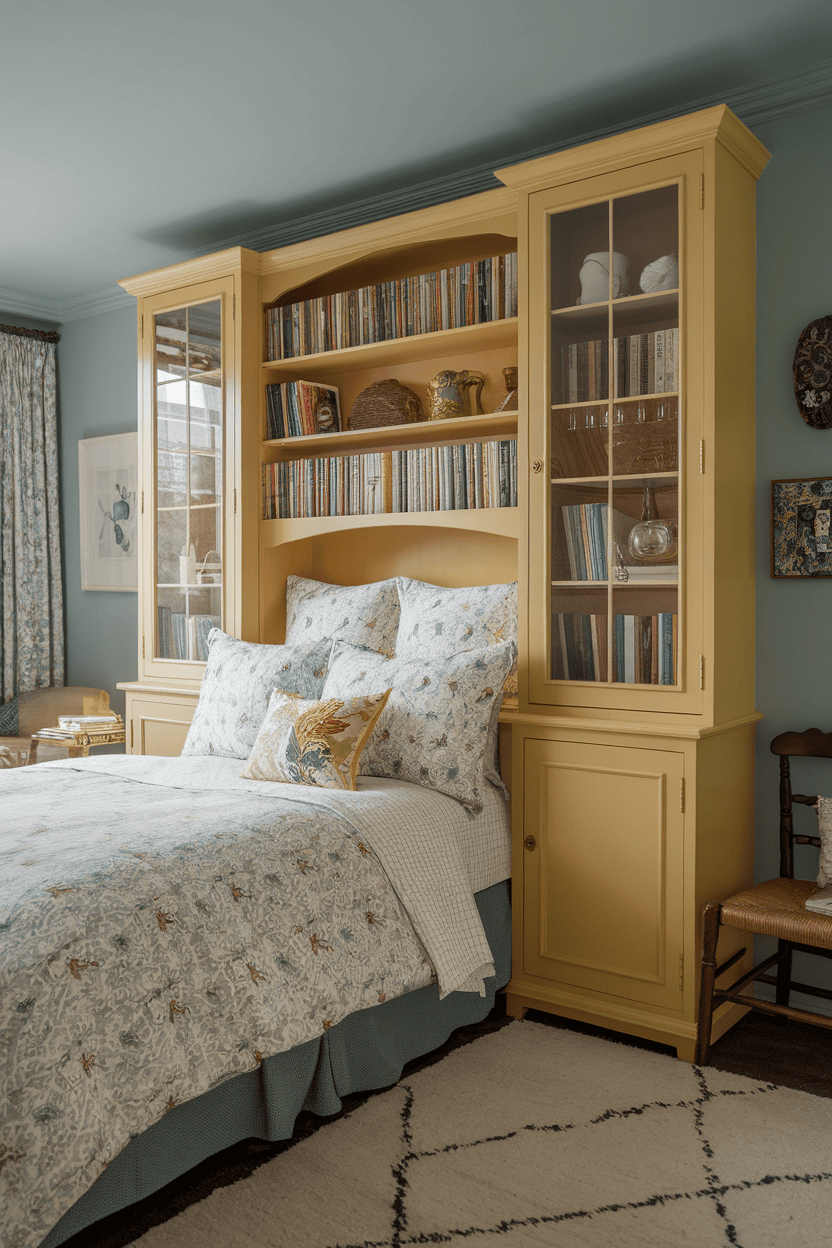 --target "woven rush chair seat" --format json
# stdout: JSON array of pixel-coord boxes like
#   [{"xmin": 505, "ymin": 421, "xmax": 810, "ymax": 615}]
[
  {"xmin": 719, "ymin": 878, "xmax": 832, "ymax": 949},
  {"xmin": 696, "ymin": 728, "xmax": 832, "ymax": 1065}
]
